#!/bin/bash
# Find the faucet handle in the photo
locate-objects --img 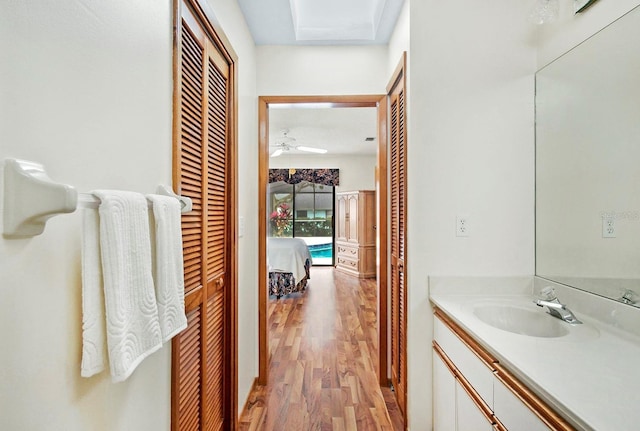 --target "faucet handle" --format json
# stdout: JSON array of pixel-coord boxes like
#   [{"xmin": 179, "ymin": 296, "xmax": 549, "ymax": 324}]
[
  {"xmin": 539, "ymin": 286, "xmax": 557, "ymax": 301},
  {"xmin": 620, "ymin": 289, "xmax": 638, "ymax": 305}
]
